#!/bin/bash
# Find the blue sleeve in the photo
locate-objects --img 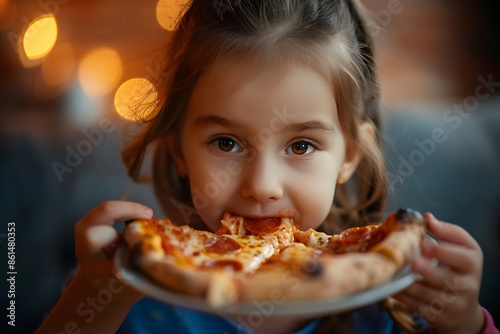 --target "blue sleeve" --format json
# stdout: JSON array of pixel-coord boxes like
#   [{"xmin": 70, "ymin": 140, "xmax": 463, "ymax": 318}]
[
  {"xmin": 350, "ymin": 303, "xmax": 431, "ymax": 334},
  {"xmin": 118, "ymin": 297, "xmax": 324, "ymax": 334},
  {"xmin": 119, "ymin": 299, "xmax": 431, "ymax": 334}
]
